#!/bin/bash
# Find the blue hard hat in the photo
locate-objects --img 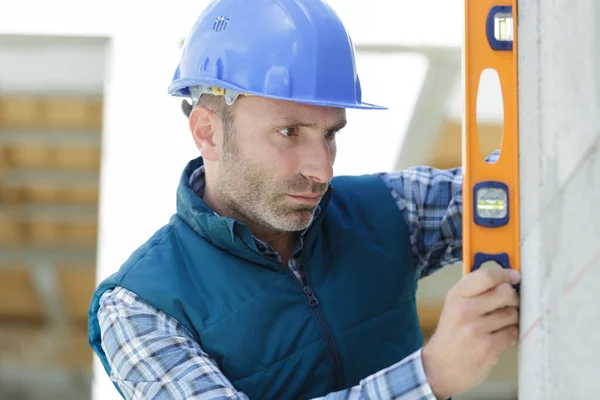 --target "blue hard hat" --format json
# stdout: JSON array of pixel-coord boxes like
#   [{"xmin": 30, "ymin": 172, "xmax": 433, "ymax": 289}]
[{"xmin": 169, "ymin": 0, "xmax": 386, "ymax": 110}]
